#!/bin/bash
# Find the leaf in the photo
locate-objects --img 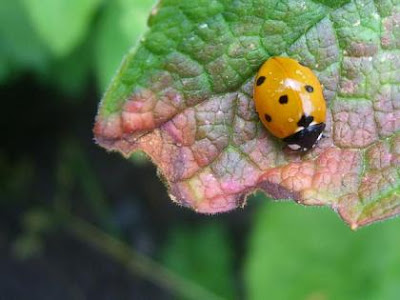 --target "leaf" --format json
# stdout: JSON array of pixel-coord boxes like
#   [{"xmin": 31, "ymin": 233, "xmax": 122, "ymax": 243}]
[
  {"xmin": 94, "ymin": 0, "xmax": 156, "ymax": 91},
  {"xmin": 244, "ymin": 201, "xmax": 400, "ymax": 300},
  {"xmin": 161, "ymin": 222, "xmax": 234, "ymax": 299},
  {"xmin": 94, "ymin": 0, "xmax": 400, "ymax": 228},
  {"xmin": 21, "ymin": 0, "xmax": 101, "ymax": 57},
  {"xmin": 0, "ymin": 0, "xmax": 49, "ymax": 82},
  {"xmin": 45, "ymin": 38, "xmax": 93, "ymax": 97}
]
